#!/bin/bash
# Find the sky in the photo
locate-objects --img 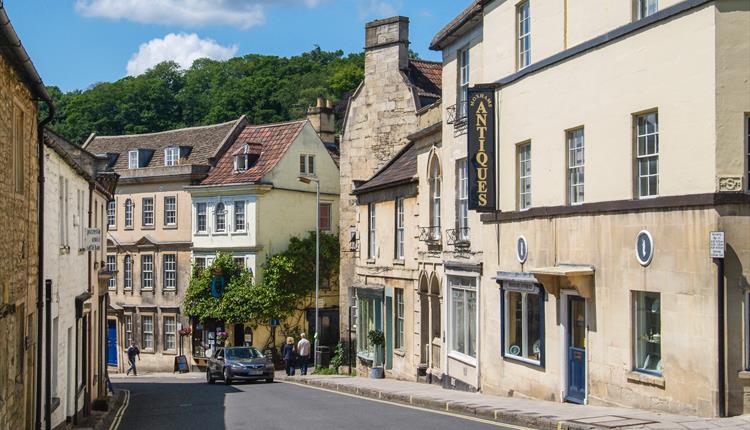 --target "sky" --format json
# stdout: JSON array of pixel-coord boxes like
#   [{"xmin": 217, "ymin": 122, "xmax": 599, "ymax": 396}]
[{"xmin": 7, "ymin": 0, "xmax": 468, "ymax": 92}]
